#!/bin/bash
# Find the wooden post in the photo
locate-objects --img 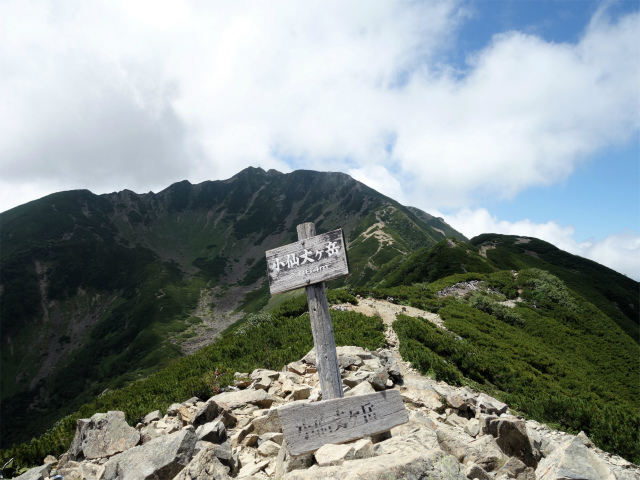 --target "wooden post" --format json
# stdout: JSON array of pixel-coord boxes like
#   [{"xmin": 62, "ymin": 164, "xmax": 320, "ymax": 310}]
[{"xmin": 297, "ymin": 222, "xmax": 344, "ymax": 400}]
